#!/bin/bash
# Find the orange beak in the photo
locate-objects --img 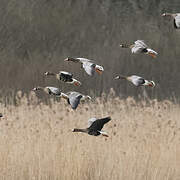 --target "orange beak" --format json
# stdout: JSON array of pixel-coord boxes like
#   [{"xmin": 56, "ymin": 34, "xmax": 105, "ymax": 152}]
[
  {"xmin": 148, "ymin": 83, "xmax": 153, "ymax": 87},
  {"xmin": 95, "ymin": 68, "xmax": 103, "ymax": 75},
  {"xmin": 148, "ymin": 52, "xmax": 156, "ymax": 58},
  {"xmin": 74, "ymin": 81, "xmax": 81, "ymax": 86}
]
